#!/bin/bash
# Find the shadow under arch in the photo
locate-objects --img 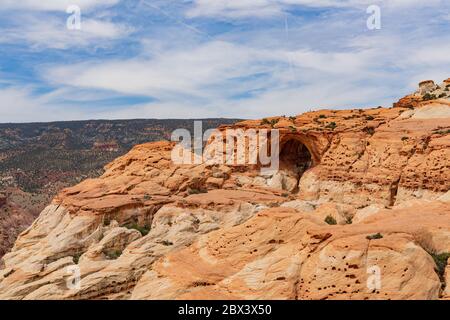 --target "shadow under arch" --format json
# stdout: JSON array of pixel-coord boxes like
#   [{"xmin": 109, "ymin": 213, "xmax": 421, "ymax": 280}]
[{"xmin": 279, "ymin": 137, "xmax": 313, "ymax": 177}]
